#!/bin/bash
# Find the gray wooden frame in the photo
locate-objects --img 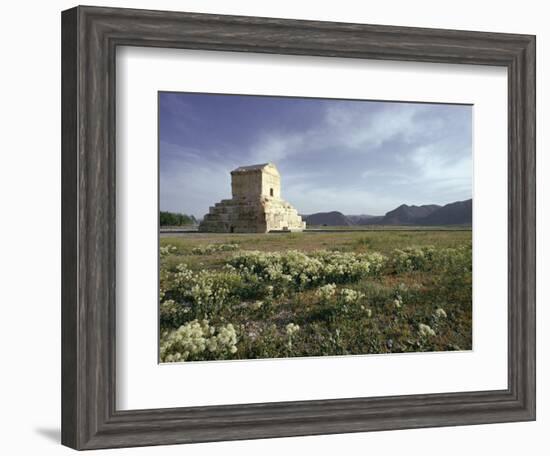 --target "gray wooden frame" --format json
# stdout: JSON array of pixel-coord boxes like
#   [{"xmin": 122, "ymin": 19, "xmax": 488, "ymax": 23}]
[{"xmin": 61, "ymin": 5, "xmax": 536, "ymax": 450}]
